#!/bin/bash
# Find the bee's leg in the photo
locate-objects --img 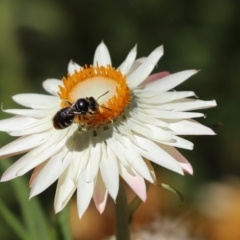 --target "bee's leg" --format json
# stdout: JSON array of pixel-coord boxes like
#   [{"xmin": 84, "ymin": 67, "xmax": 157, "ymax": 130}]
[
  {"xmin": 83, "ymin": 112, "xmax": 97, "ymax": 121},
  {"xmin": 73, "ymin": 111, "xmax": 84, "ymax": 115}
]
